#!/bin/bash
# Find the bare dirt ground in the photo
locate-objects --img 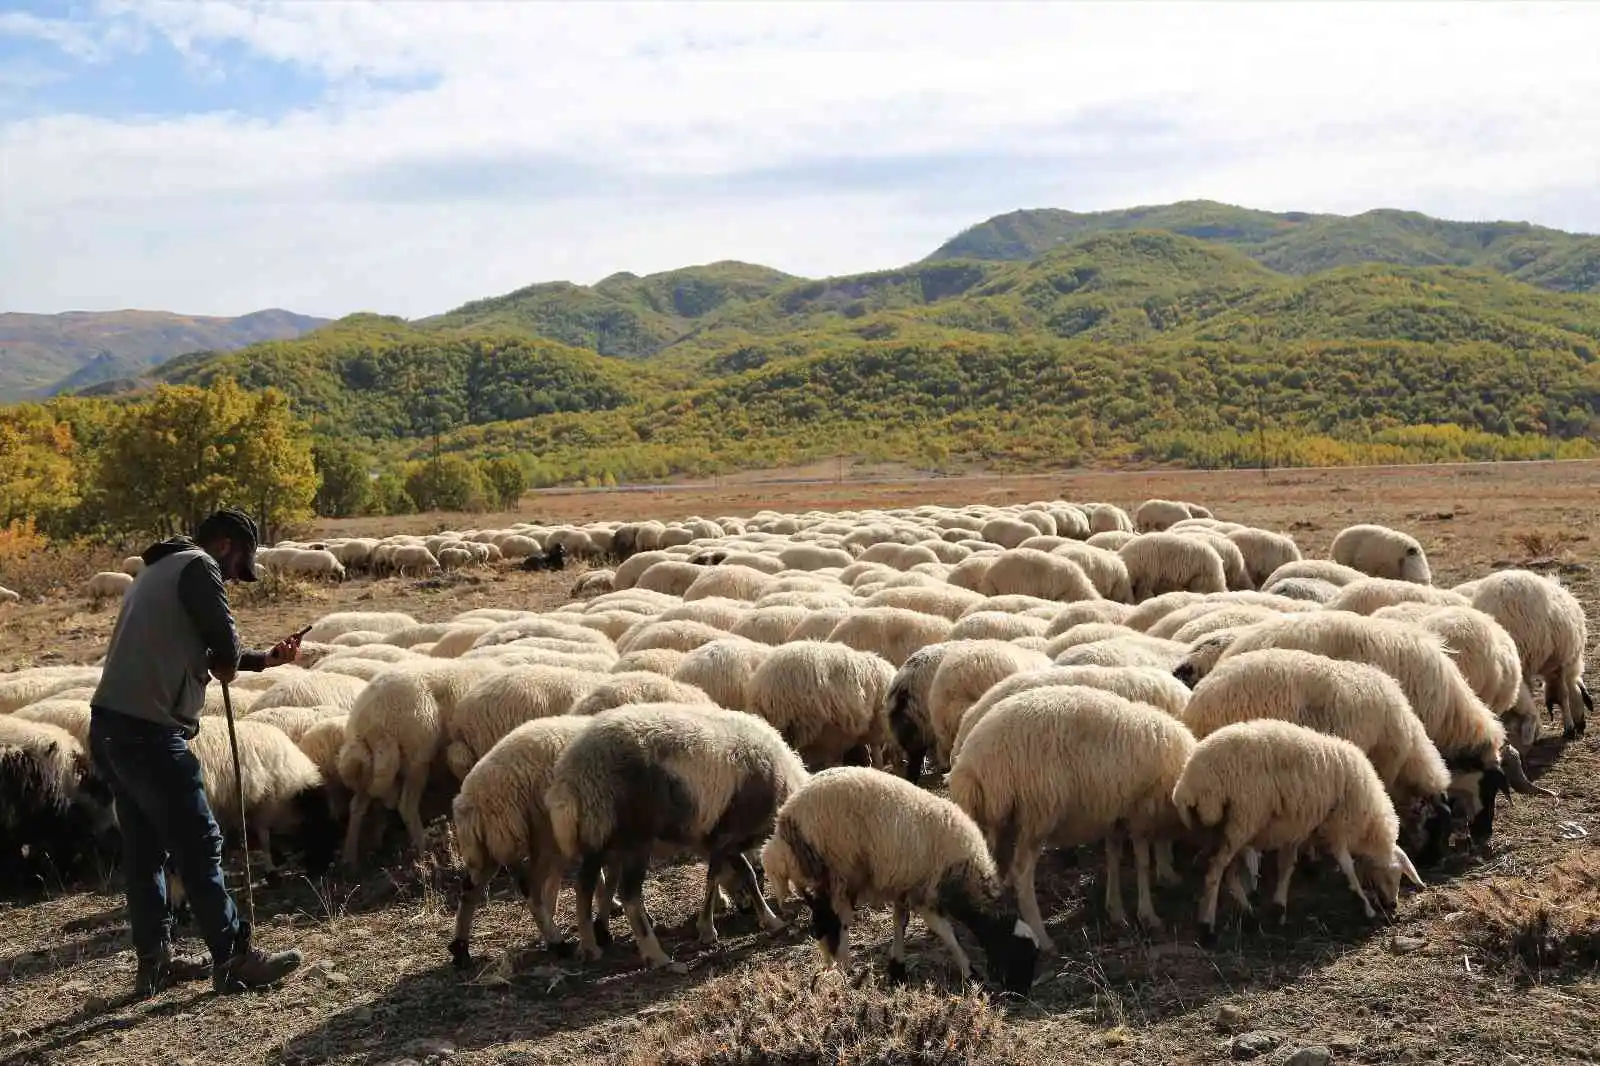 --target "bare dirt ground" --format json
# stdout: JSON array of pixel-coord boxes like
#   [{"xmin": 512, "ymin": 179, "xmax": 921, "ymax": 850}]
[{"xmin": 3, "ymin": 460, "xmax": 1598, "ymax": 1065}]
